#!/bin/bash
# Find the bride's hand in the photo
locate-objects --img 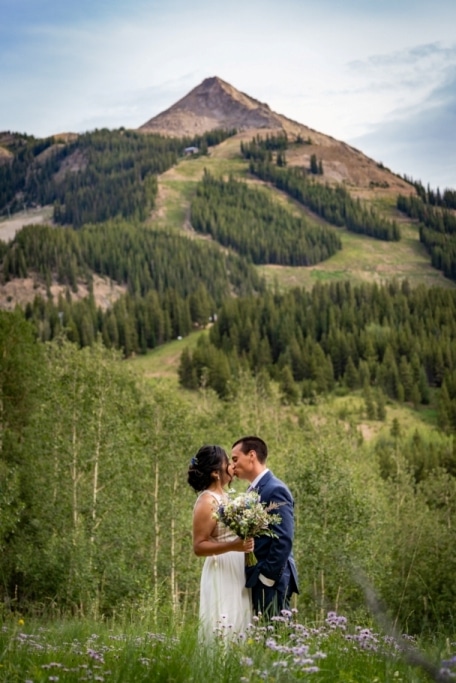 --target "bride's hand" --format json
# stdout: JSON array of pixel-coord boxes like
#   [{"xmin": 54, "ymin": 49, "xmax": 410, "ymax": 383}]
[{"xmin": 242, "ymin": 537, "xmax": 254, "ymax": 553}]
